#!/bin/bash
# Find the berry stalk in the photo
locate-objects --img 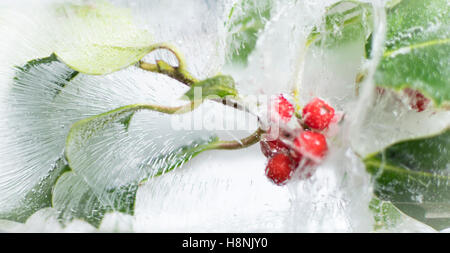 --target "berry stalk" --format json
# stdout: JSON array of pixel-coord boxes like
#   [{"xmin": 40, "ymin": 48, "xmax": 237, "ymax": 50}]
[
  {"xmin": 208, "ymin": 128, "xmax": 264, "ymax": 150},
  {"xmin": 139, "ymin": 43, "xmax": 256, "ymax": 116}
]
